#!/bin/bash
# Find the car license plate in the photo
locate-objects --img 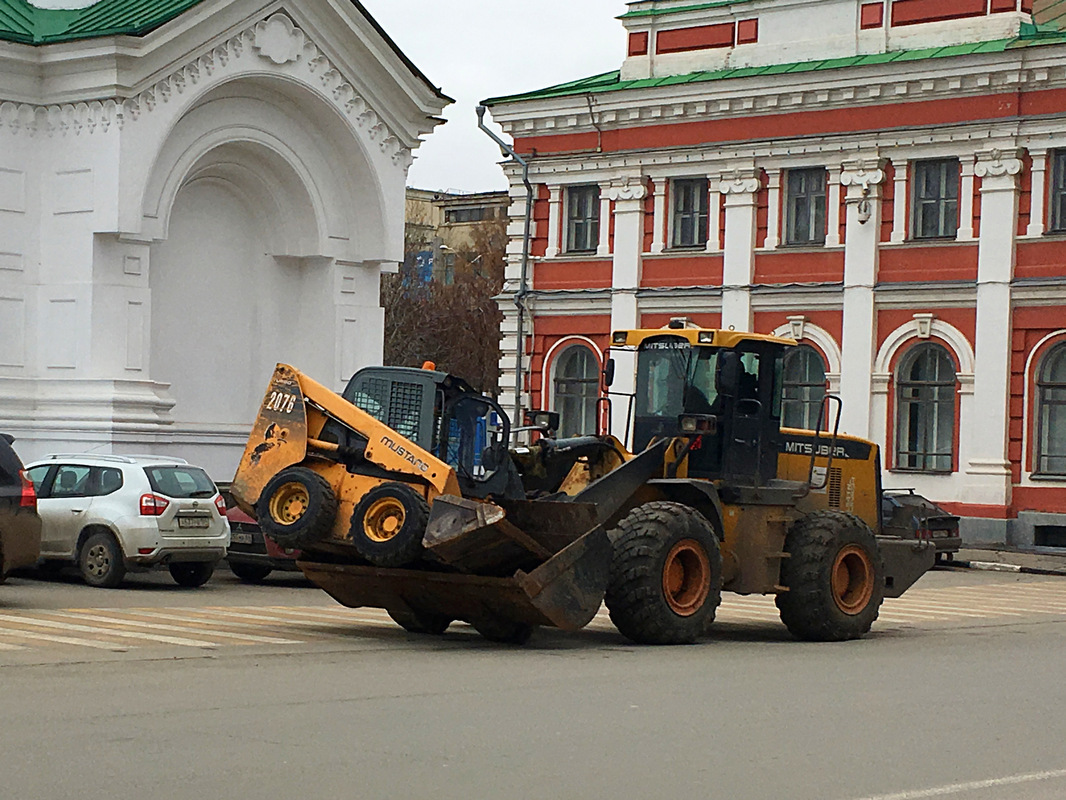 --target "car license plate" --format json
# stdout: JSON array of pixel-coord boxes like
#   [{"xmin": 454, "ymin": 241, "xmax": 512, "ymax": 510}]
[
  {"xmin": 231, "ymin": 532, "xmax": 253, "ymax": 545},
  {"xmin": 178, "ymin": 516, "xmax": 210, "ymax": 529}
]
